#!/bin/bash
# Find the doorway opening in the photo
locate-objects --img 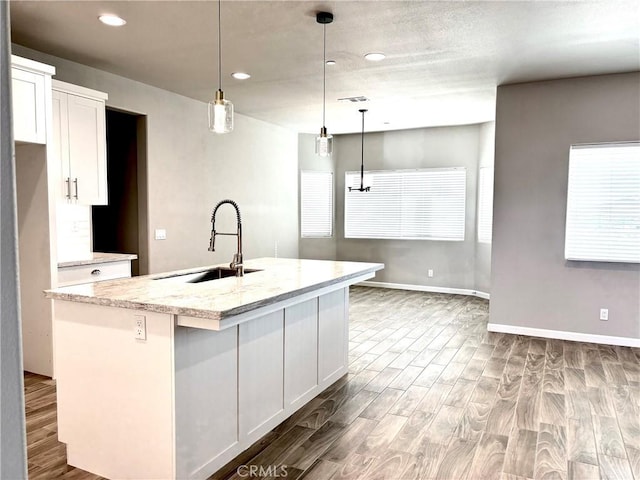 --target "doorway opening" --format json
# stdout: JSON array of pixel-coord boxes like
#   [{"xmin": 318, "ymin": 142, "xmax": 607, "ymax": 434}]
[{"xmin": 92, "ymin": 109, "xmax": 148, "ymax": 275}]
